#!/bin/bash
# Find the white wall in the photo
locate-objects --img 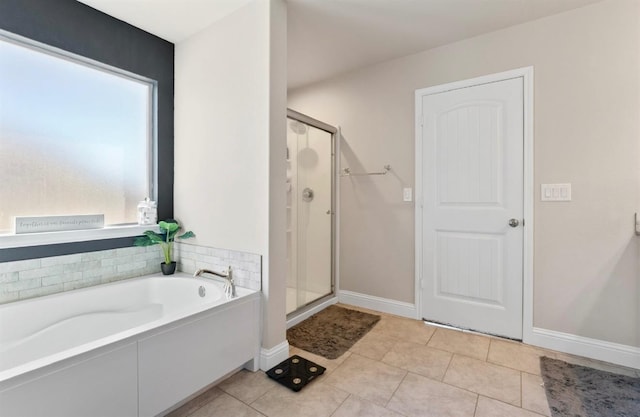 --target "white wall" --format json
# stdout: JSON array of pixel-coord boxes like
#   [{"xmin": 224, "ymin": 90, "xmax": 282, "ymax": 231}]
[
  {"xmin": 265, "ymin": 0, "xmax": 288, "ymax": 352},
  {"xmin": 175, "ymin": 0, "xmax": 287, "ymax": 355},
  {"xmin": 174, "ymin": 1, "xmax": 269, "ymax": 255},
  {"xmin": 289, "ymin": 0, "xmax": 640, "ymax": 348}
]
